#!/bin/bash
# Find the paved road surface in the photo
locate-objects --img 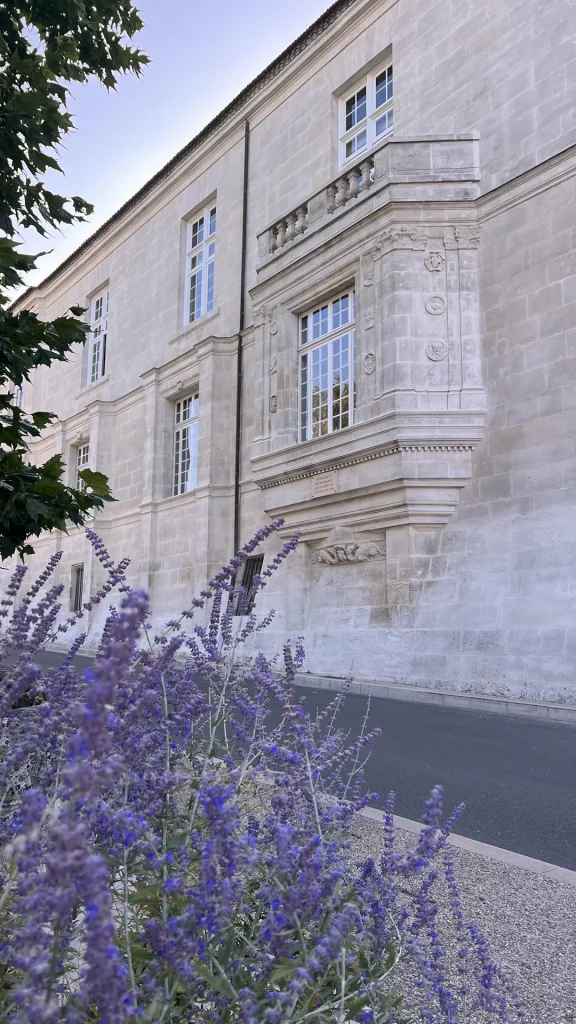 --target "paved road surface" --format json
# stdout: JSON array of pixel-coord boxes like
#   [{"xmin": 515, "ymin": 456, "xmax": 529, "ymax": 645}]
[
  {"xmin": 8, "ymin": 651, "xmax": 576, "ymax": 869},
  {"xmin": 295, "ymin": 685, "xmax": 576, "ymax": 871}
]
